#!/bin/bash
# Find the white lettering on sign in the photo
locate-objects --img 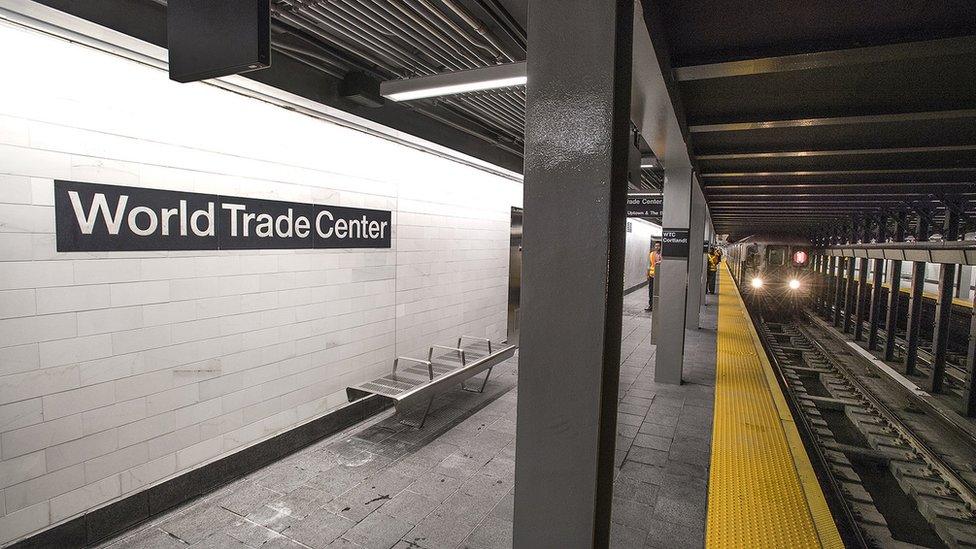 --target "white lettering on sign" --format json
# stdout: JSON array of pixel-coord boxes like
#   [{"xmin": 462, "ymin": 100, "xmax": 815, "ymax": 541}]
[
  {"xmin": 68, "ymin": 191, "xmax": 128, "ymax": 235},
  {"xmin": 56, "ymin": 181, "xmax": 392, "ymax": 251},
  {"xmin": 316, "ymin": 210, "xmax": 388, "ymax": 240},
  {"xmin": 69, "ymin": 191, "xmax": 217, "ymax": 237}
]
